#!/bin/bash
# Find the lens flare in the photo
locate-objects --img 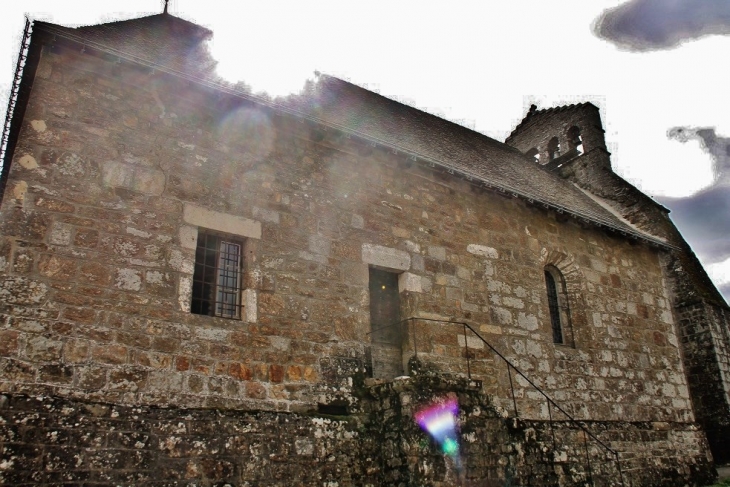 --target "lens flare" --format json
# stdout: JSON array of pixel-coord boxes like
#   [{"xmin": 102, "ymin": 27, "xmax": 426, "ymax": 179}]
[{"xmin": 414, "ymin": 397, "xmax": 460, "ymax": 457}]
